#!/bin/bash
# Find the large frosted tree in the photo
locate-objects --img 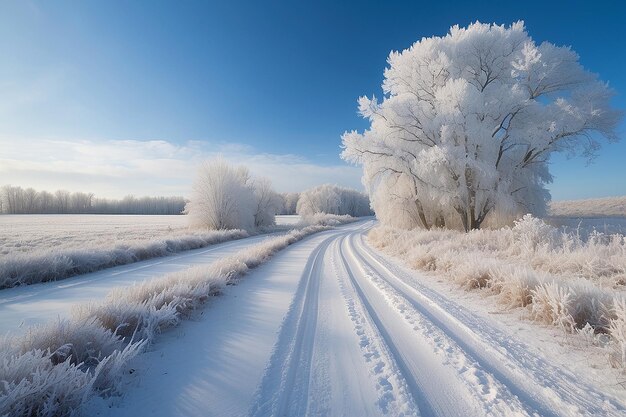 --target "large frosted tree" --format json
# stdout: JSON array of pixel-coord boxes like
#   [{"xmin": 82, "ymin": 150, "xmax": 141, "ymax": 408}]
[{"xmin": 342, "ymin": 21, "xmax": 621, "ymax": 231}]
